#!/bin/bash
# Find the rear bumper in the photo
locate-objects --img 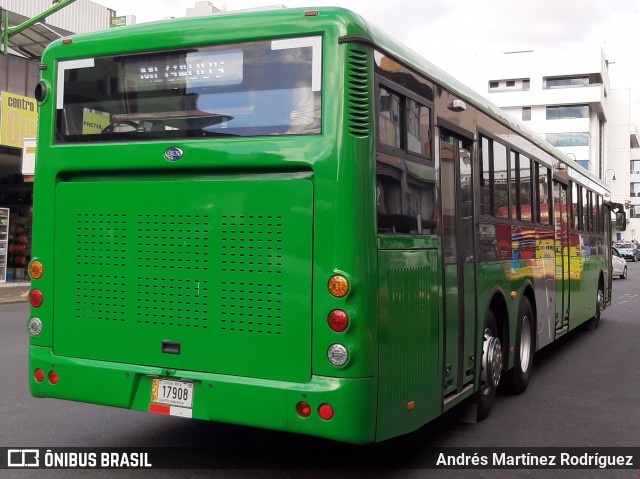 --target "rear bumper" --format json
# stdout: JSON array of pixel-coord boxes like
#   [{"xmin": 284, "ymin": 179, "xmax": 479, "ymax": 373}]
[{"xmin": 29, "ymin": 346, "xmax": 377, "ymax": 444}]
